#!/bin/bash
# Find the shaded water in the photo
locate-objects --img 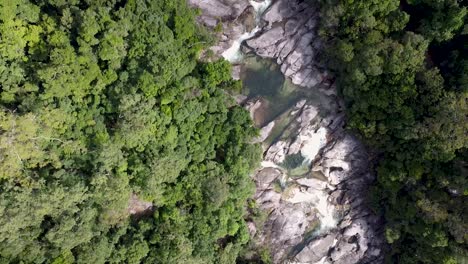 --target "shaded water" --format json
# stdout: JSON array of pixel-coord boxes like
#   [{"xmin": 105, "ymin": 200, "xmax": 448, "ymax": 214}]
[{"xmin": 240, "ymin": 55, "xmax": 335, "ymax": 127}]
